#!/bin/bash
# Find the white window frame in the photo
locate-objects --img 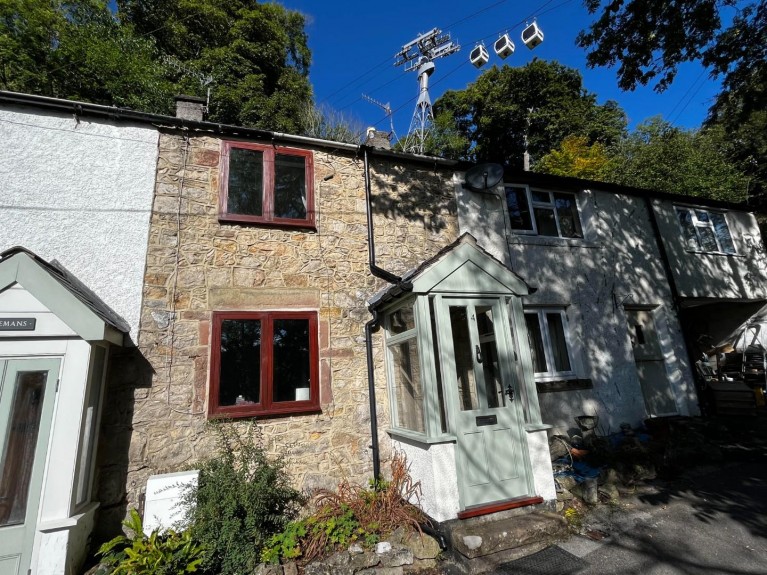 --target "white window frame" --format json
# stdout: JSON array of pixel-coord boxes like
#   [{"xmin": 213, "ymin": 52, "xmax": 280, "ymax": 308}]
[
  {"xmin": 675, "ymin": 206, "xmax": 736, "ymax": 255},
  {"xmin": 383, "ymin": 299, "xmax": 427, "ymax": 435},
  {"xmin": 505, "ymin": 185, "xmax": 583, "ymax": 238},
  {"xmin": 524, "ymin": 308, "xmax": 577, "ymax": 381}
]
